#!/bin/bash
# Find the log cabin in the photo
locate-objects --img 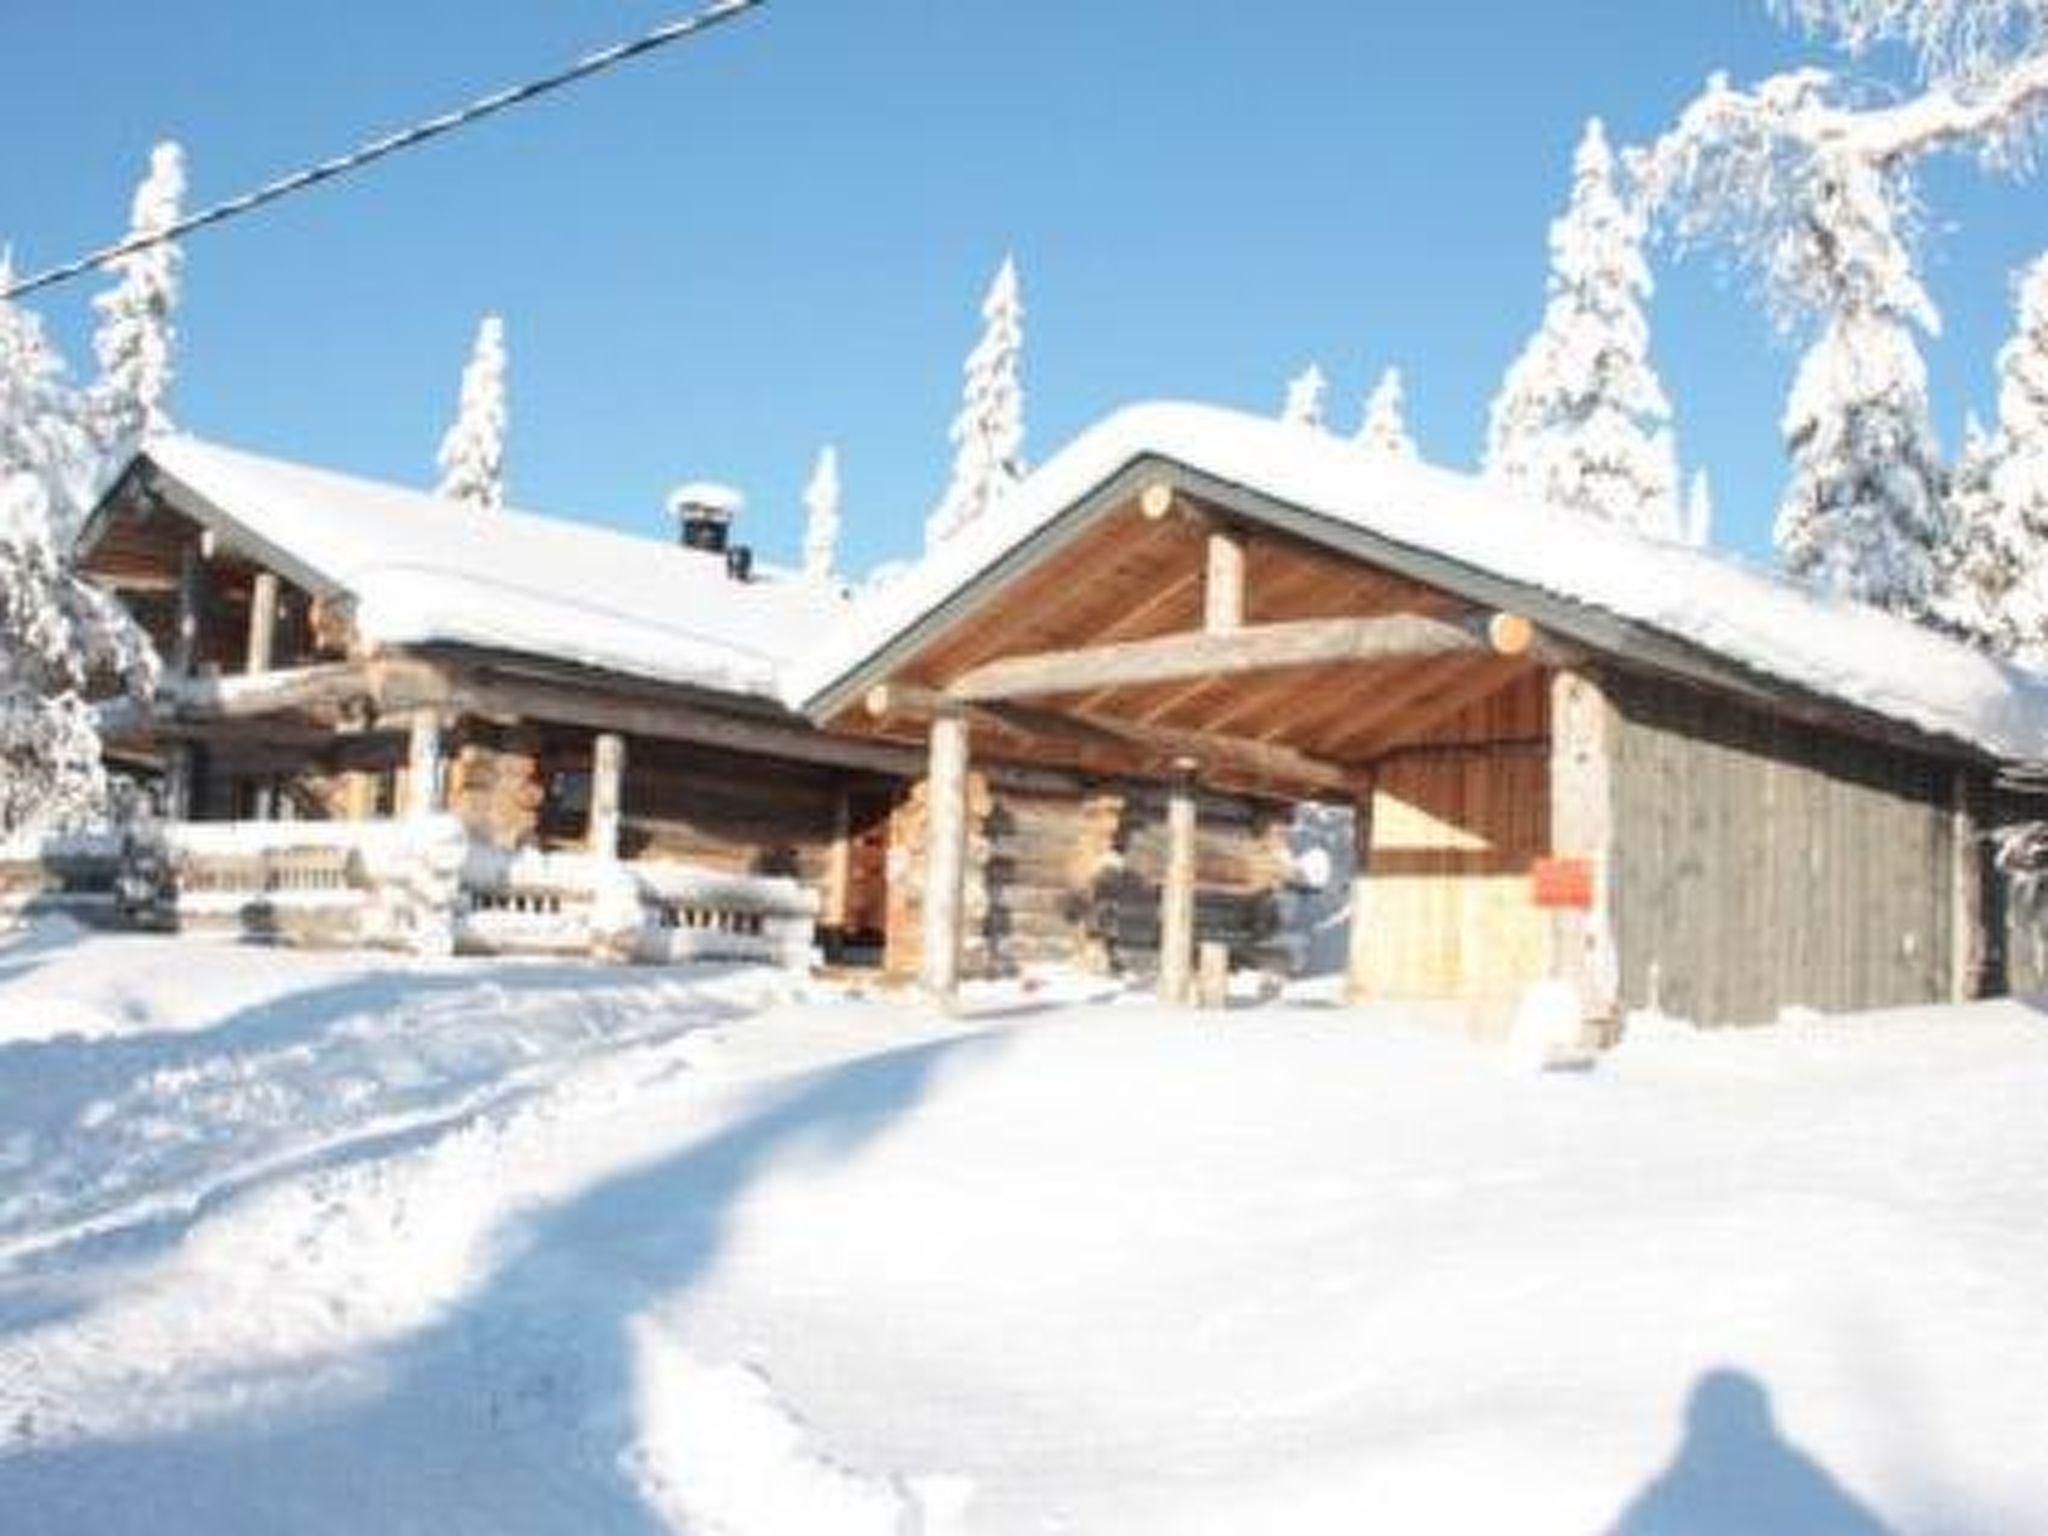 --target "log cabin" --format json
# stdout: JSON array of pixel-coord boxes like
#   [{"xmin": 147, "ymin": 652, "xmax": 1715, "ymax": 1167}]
[
  {"xmin": 59, "ymin": 434, "xmax": 1293, "ymax": 976},
  {"xmin": 42, "ymin": 403, "xmax": 2048, "ymax": 1029},
  {"xmin": 790, "ymin": 403, "xmax": 2048, "ymax": 1029}
]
